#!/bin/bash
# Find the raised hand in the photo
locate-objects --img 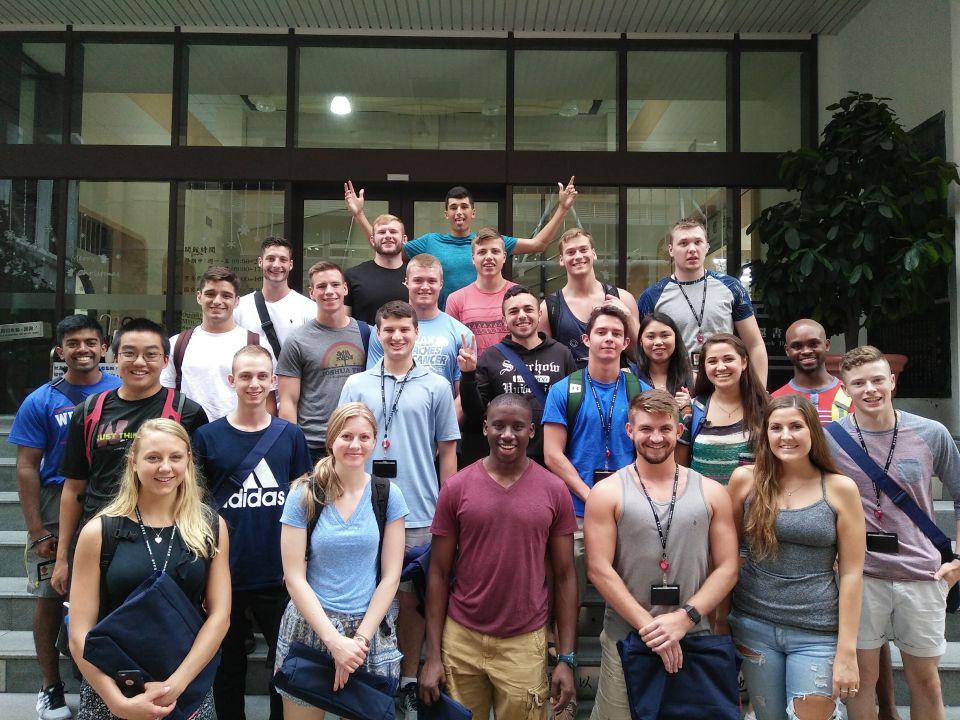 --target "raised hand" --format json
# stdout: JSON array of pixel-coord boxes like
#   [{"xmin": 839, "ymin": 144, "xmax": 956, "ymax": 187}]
[
  {"xmin": 344, "ymin": 180, "xmax": 365, "ymax": 217},
  {"xmin": 558, "ymin": 175, "xmax": 578, "ymax": 210},
  {"xmin": 457, "ymin": 334, "xmax": 478, "ymax": 373}
]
